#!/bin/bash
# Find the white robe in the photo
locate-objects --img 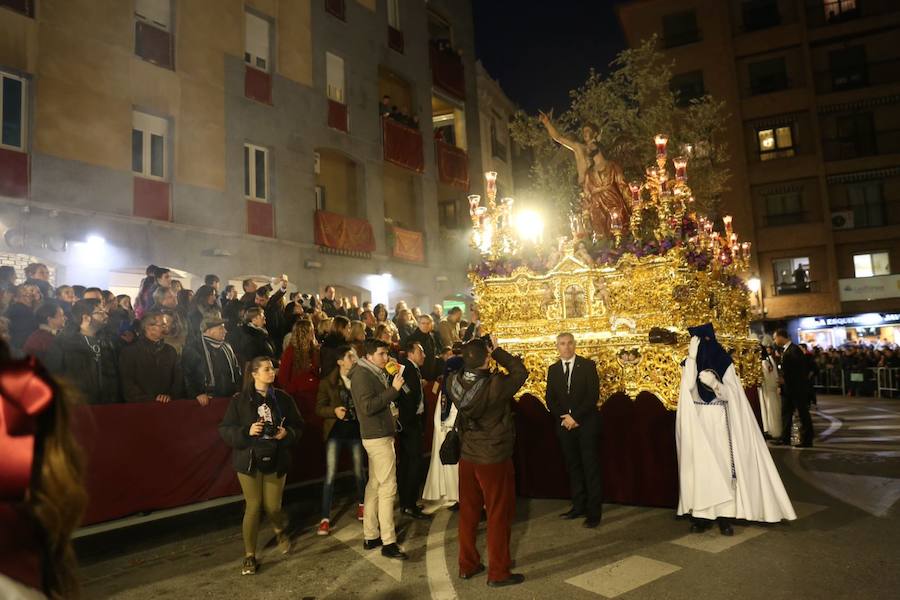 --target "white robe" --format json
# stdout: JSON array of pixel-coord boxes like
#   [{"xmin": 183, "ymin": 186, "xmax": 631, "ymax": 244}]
[
  {"xmin": 422, "ymin": 393, "xmax": 459, "ymax": 503},
  {"xmin": 758, "ymin": 356, "xmax": 783, "ymax": 439},
  {"xmin": 676, "ymin": 356, "xmax": 796, "ymax": 522}
]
